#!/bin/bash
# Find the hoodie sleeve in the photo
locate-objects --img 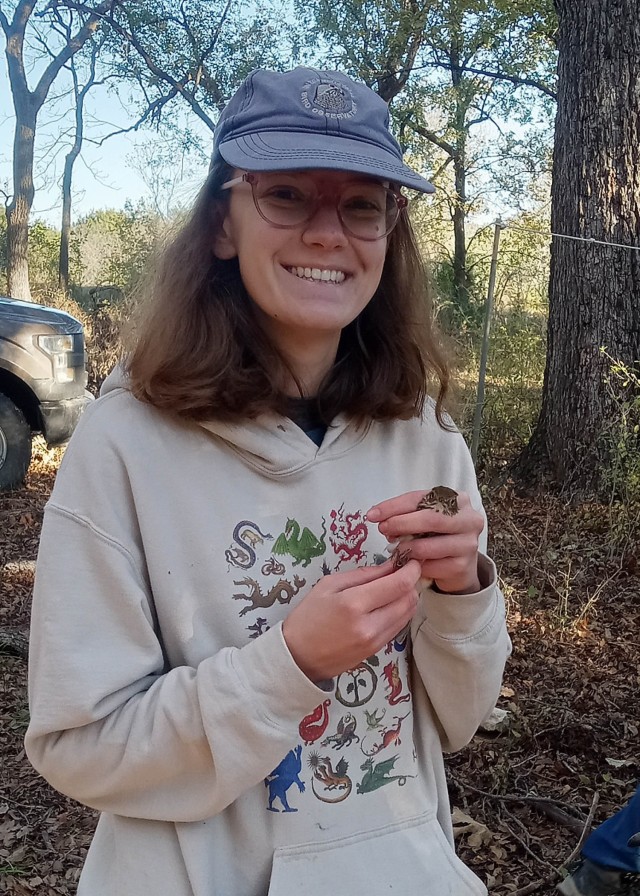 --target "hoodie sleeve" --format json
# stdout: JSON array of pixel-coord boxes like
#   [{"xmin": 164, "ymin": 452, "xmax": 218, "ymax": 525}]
[
  {"xmin": 410, "ymin": 555, "xmax": 511, "ymax": 753},
  {"xmin": 25, "ymin": 504, "xmax": 323, "ymax": 824},
  {"xmin": 408, "ymin": 419, "xmax": 511, "ymax": 752}
]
